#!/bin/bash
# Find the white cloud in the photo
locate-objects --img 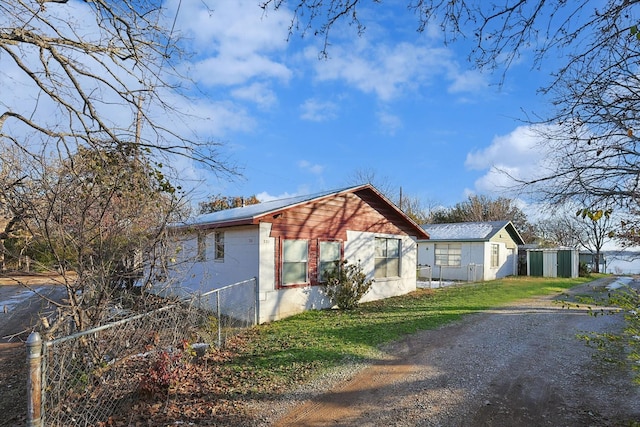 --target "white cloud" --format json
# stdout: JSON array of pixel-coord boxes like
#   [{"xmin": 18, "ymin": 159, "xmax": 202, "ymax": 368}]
[
  {"xmin": 306, "ymin": 38, "xmax": 487, "ymax": 101},
  {"xmin": 465, "ymin": 125, "xmax": 554, "ymax": 194},
  {"xmin": 298, "ymin": 160, "xmax": 324, "ymax": 175},
  {"xmin": 377, "ymin": 111, "xmax": 403, "ymax": 135},
  {"xmin": 232, "ymin": 83, "xmax": 278, "ymax": 109},
  {"xmin": 170, "ymin": 0, "xmax": 293, "ymax": 87},
  {"xmin": 256, "ymin": 186, "xmax": 312, "ymax": 202},
  {"xmin": 447, "ymin": 69, "xmax": 488, "ymax": 94},
  {"xmin": 191, "ymin": 54, "xmax": 292, "ymax": 87},
  {"xmin": 146, "ymin": 89, "xmax": 255, "ymax": 137},
  {"xmin": 168, "ymin": 0, "xmax": 291, "ymax": 54},
  {"xmin": 300, "ymin": 99, "xmax": 338, "ymax": 122}
]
